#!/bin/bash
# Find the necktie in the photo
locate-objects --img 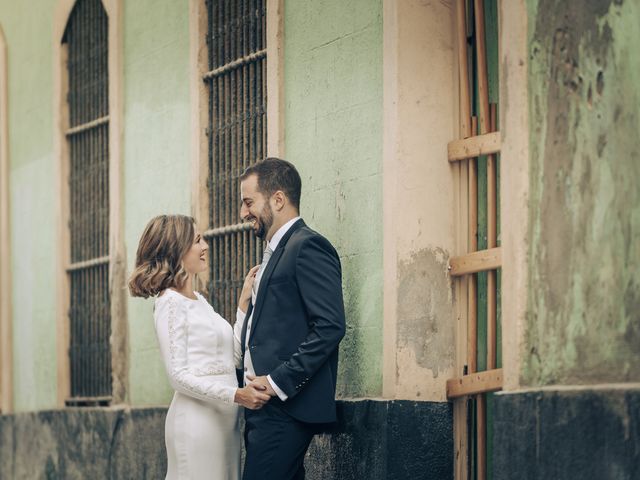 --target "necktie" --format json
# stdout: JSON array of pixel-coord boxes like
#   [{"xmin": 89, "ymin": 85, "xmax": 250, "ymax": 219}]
[{"xmin": 251, "ymin": 244, "xmax": 274, "ymax": 304}]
